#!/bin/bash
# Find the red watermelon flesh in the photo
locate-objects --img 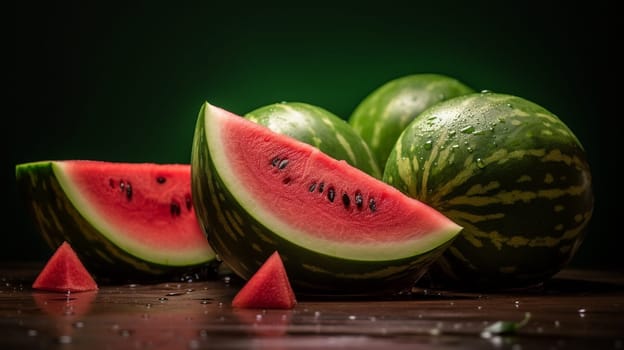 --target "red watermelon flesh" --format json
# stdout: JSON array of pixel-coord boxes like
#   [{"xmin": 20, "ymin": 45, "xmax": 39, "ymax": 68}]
[
  {"xmin": 33, "ymin": 241, "xmax": 98, "ymax": 292},
  {"xmin": 57, "ymin": 161, "xmax": 206, "ymax": 255},
  {"xmin": 232, "ymin": 251, "xmax": 297, "ymax": 309}
]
